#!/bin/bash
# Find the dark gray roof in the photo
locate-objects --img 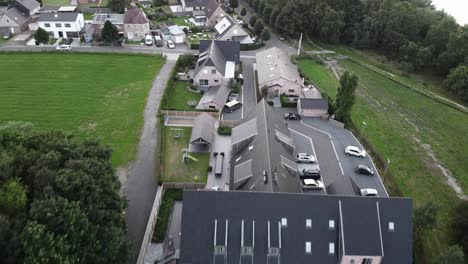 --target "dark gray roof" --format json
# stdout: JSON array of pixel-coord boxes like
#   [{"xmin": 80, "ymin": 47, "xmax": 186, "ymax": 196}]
[
  {"xmin": 38, "ymin": 12, "xmax": 80, "ymax": 22},
  {"xmin": 299, "ymin": 98, "xmax": 329, "ymax": 110},
  {"xmin": 183, "ymin": 0, "xmax": 209, "ymax": 8},
  {"xmin": 4, "ymin": 7, "xmax": 29, "ymax": 25},
  {"xmin": 38, "ymin": 5, "xmax": 60, "ymax": 13},
  {"xmin": 194, "ymin": 40, "xmax": 240, "ymax": 77},
  {"xmin": 13, "ymin": 0, "xmax": 39, "ymax": 14},
  {"xmin": 229, "ymin": 100, "xmax": 301, "ymax": 193},
  {"xmin": 204, "ymin": 0, "xmax": 222, "ymax": 19},
  {"xmin": 198, "ymin": 85, "xmax": 231, "ymax": 108},
  {"xmin": 179, "ymin": 190, "xmax": 413, "ymax": 264},
  {"xmin": 190, "ymin": 113, "xmax": 216, "ymax": 145}
]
